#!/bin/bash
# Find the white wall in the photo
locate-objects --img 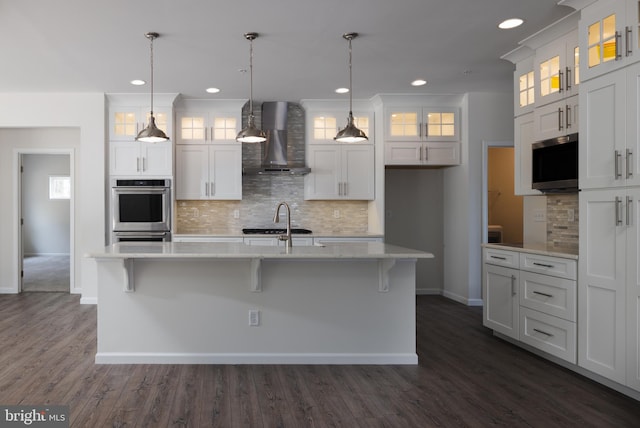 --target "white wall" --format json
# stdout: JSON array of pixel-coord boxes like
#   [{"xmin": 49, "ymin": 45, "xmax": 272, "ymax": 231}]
[
  {"xmin": 23, "ymin": 153, "xmax": 71, "ymax": 255},
  {"xmin": 0, "ymin": 93, "xmax": 105, "ymax": 301},
  {"xmin": 443, "ymin": 92, "xmax": 513, "ymax": 305},
  {"xmin": 385, "ymin": 168, "xmax": 443, "ymax": 294}
]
